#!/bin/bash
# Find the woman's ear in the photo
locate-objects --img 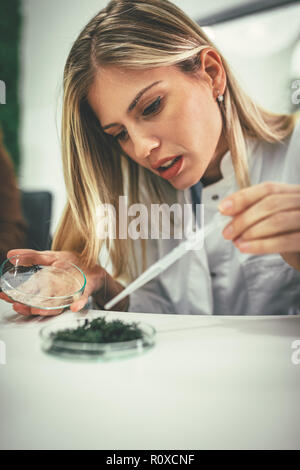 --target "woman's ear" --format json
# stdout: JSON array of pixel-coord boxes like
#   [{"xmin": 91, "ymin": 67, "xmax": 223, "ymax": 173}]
[{"xmin": 199, "ymin": 48, "xmax": 226, "ymax": 99}]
